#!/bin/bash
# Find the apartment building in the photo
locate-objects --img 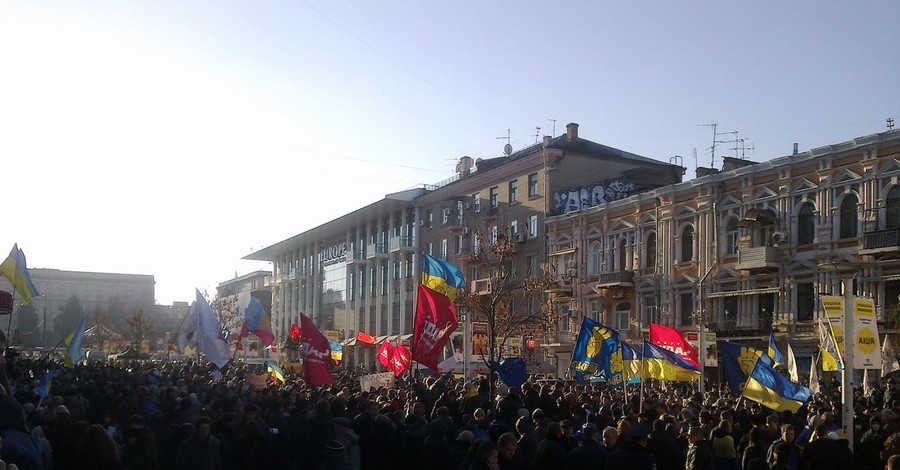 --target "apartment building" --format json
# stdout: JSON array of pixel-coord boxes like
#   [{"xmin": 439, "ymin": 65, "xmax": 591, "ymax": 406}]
[{"xmin": 545, "ymin": 128, "xmax": 900, "ymax": 375}]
